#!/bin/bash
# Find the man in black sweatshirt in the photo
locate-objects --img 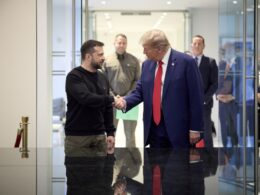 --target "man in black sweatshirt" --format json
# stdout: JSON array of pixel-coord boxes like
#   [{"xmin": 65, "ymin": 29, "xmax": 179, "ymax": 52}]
[{"xmin": 65, "ymin": 40, "xmax": 116, "ymax": 157}]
